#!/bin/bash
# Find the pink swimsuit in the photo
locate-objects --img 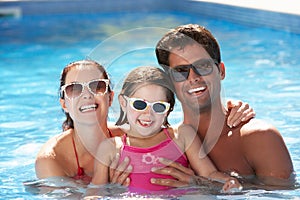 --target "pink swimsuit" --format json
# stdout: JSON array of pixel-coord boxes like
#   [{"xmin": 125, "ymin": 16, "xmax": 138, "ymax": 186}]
[{"xmin": 119, "ymin": 128, "xmax": 189, "ymax": 191}]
